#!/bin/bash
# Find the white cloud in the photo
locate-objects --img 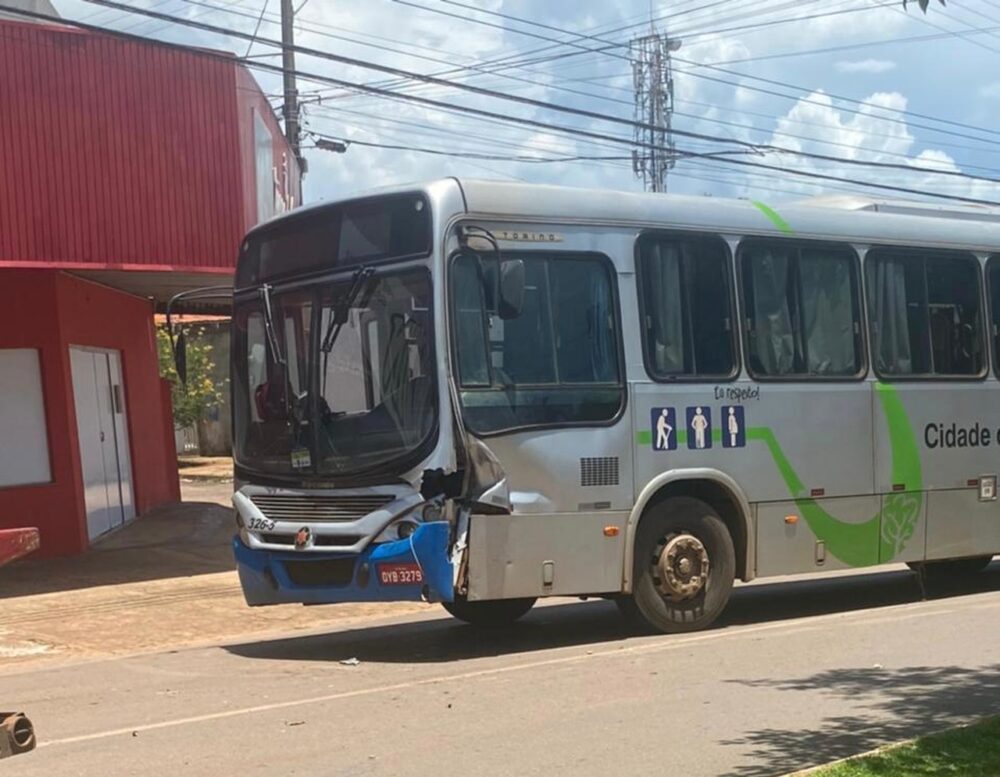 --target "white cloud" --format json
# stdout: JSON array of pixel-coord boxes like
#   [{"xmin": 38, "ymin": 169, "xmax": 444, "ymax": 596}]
[
  {"xmin": 979, "ymin": 82, "xmax": 1000, "ymax": 99},
  {"xmin": 835, "ymin": 59, "xmax": 897, "ymax": 74},
  {"xmin": 726, "ymin": 90, "xmax": 1000, "ymax": 205}
]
